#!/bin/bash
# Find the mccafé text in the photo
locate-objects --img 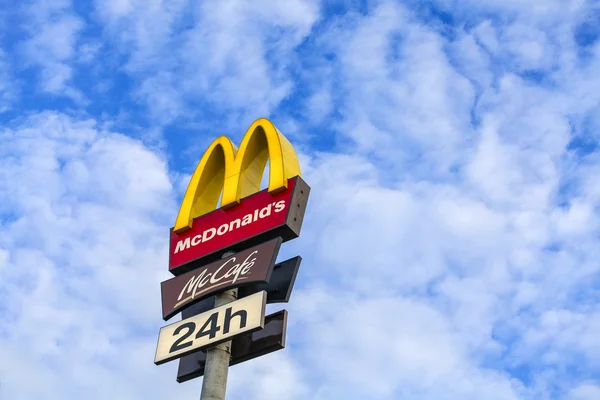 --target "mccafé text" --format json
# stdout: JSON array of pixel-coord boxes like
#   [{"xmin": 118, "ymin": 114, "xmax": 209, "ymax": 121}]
[{"xmin": 175, "ymin": 251, "xmax": 258, "ymax": 308}]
